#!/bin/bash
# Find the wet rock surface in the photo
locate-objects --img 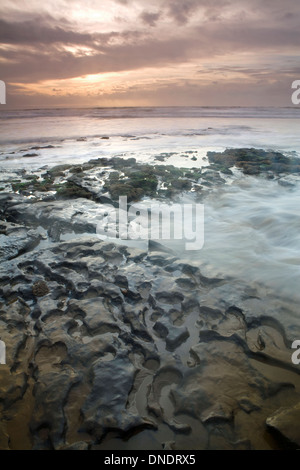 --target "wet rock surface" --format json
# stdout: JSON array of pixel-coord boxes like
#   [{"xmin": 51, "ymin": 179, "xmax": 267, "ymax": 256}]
[
  {"xmin": 266, "ymin": 402, "xmax": 300, "ymax": 449},
  {"xmin": 0, "ymin": 232, "xmax": 299, "ymax": 450},
  {"xmin": 207, "ymin": 148, "xmax": 300, "ymax": 176},
  {"xmin": 1, "ymin": 154, "xmax": 300, "ymax": 450},
  {"xmin": 0, "ymin": 221, "xmax": 41, "ymax": 261}
]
